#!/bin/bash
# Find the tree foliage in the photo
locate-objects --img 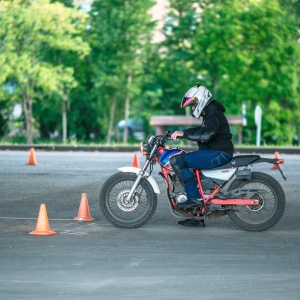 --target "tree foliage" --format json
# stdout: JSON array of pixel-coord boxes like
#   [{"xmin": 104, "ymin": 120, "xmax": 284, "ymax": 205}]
[
  {"xmin": 193, "ymin": 0, "xmax": 300, "ymax": 144},
  {"xmin": 155, "ymin": 0, "xmax": 200, "ymax": 117},
  {"xmin": 0, "ymin": 0, "xmax": 299, "ymax": 145},
  {"xmin": 160, "ymin": 0, "xmax": 300, "ymax": 144},
  {"xmin": 0, "ymin": 0, "xmax": 89, "ymax": 143},
  {"xmin": 87, "ymin": 0, "xmax": 156, "ymax": 143}
]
